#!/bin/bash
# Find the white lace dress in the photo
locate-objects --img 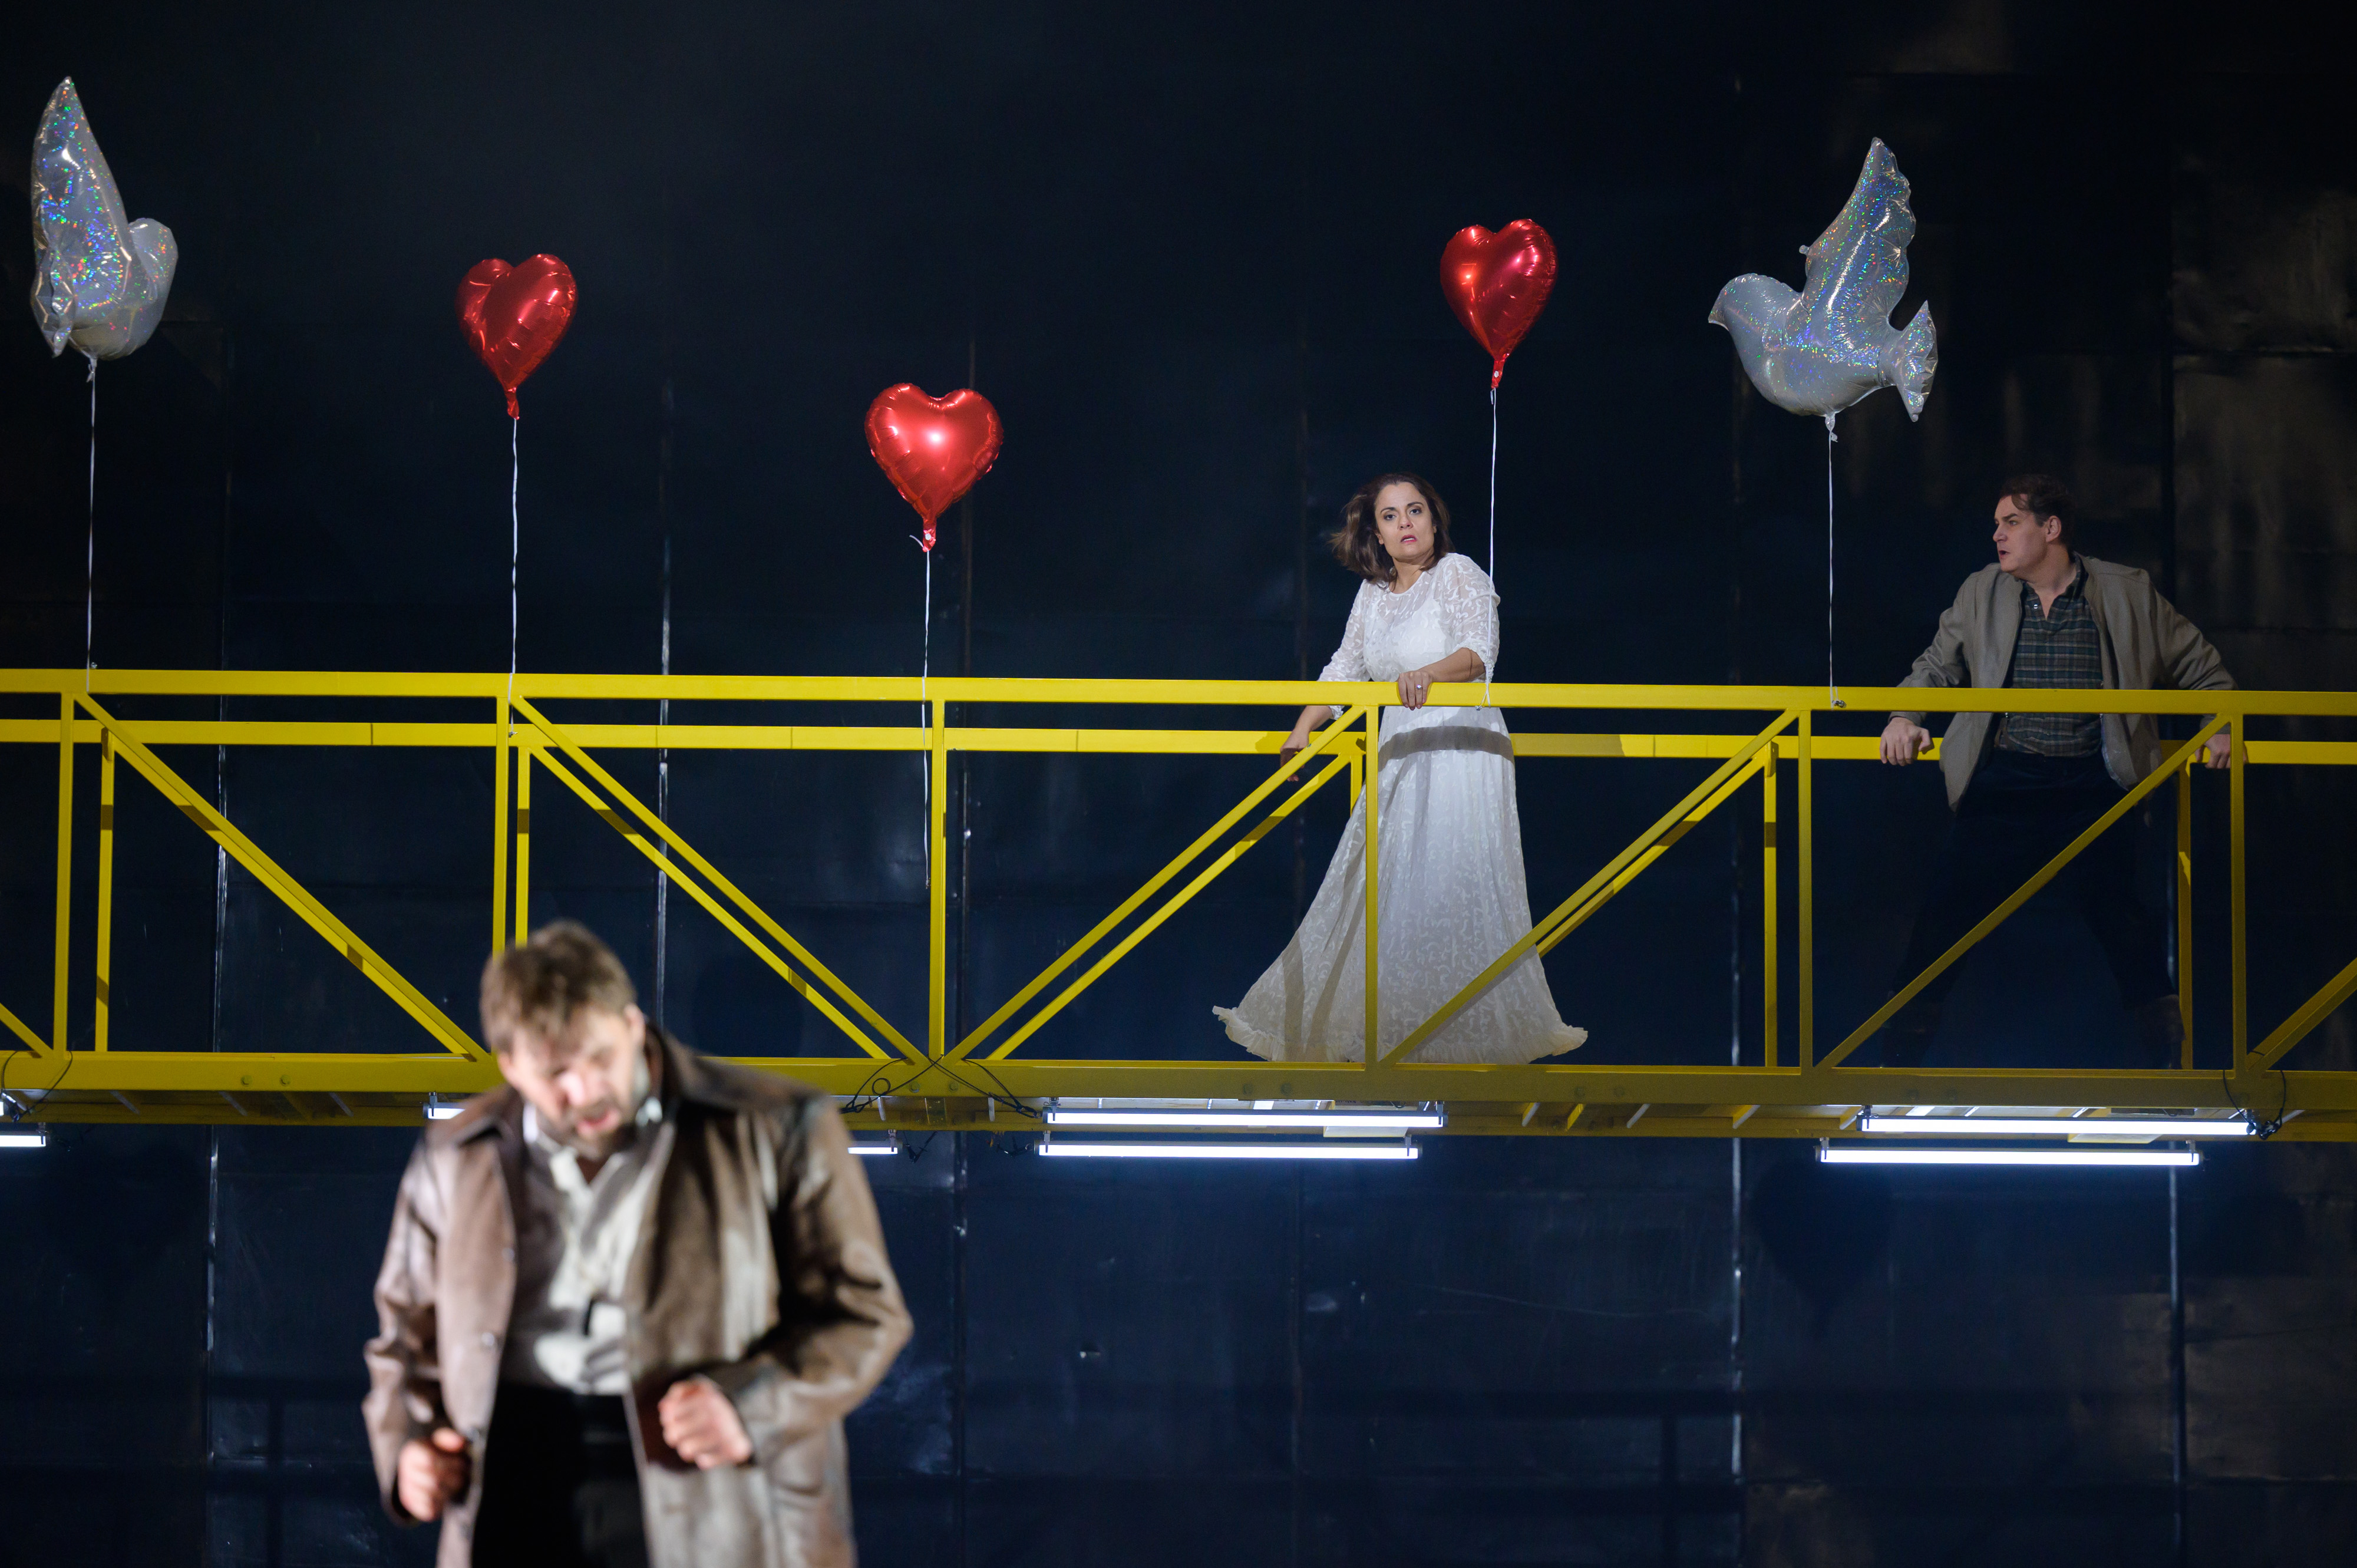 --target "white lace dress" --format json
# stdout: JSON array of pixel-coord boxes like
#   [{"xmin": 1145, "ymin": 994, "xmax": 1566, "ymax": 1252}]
[{"xmin": 1214, "ymin": 552, "xmax": 1586, "ymax": 1064}]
